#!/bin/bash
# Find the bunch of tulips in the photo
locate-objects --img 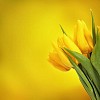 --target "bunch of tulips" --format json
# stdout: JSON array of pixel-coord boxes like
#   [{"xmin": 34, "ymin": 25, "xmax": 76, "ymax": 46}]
[{"xmin": 48, "ymin": 11, "xmax": 100, "ymax": 100}]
